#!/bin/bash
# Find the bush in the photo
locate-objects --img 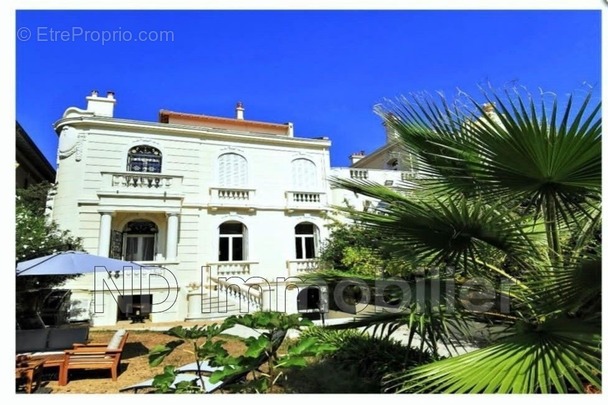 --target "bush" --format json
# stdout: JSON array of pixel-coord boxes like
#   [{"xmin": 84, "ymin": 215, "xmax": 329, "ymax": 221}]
[{"xmin": 296, "ymin": 327, "xmax": 435, "ymax": 392}]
